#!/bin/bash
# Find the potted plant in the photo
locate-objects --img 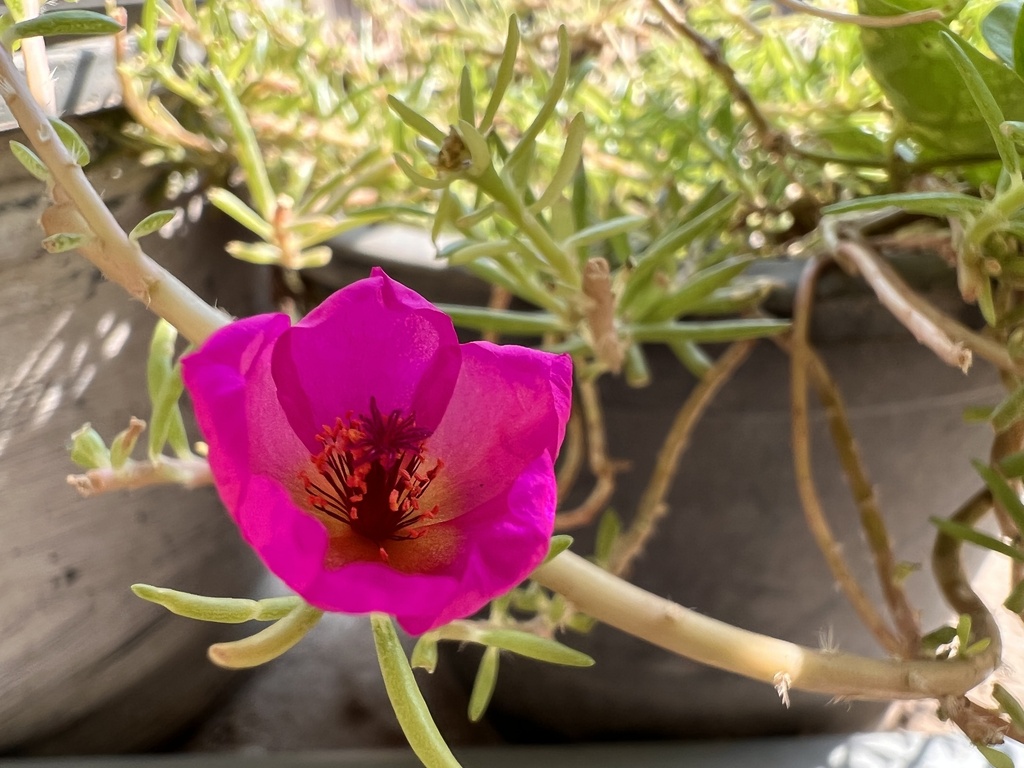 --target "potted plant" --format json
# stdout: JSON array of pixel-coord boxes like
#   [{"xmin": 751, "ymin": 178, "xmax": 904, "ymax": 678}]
[{"xmin": 5, "ymin": 0, "xmax": 1024, "ymax": 765}]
